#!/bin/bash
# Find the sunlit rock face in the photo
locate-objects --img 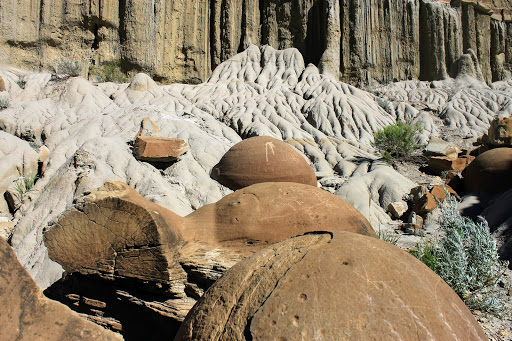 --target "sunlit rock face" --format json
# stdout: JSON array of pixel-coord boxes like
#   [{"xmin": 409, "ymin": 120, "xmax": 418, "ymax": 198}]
[{"xmin": 1, "ymin": 0, "xmax": 511, "ymax": 85}]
